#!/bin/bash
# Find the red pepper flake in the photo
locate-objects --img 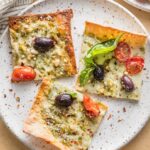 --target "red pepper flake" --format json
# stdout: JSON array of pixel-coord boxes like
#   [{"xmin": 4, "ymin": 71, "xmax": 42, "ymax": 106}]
[
  {"xmin": 87, "ymin": 129, "xmax": 94, "ymax": 137},
  {"xmin": 36, "ymin": 83, "xmax": 39, "ymax": 86},
  {"xmin": 107, "ymin": 114, "xmax": 112, "ymax": 120},
  {"xmin": 71, "ymin": 140, "xmax": 78, "ymax": 145},
  {"xmin": 21, "ymin": 62, "xmax": 24, "ymax": 66},
  {"xmin": 123, "ymin": 107, "xmax": 126, "ymax": 112}
]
